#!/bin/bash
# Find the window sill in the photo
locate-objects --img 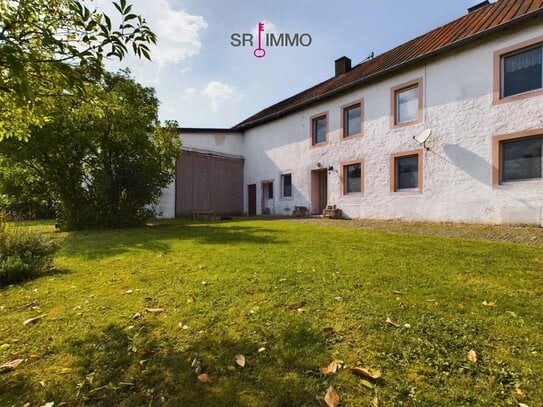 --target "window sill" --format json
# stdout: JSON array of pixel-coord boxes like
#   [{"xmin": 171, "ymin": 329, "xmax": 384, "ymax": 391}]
[
  {"xmin": 391, "ymin": 189, "xmax": 422, "ymax": 195},
  {"xmin": 341, "ymin": 133, "xmax": 363, "ymax": 142},
  {"xmin": 391, "ymin": 117, "xmax": 423, "ymax": 129},
  {"xmin": 310, "ymin": 141, "xmax": 329, "ymax": 149},
  {"xmin": 493, "ymin": 87, "xmax": 543, "ymax": 105},
  {"xmin": 495, "ymin": 178, "xmax": 543, "ymax": 188},
  {"xmin": 279, "ymin": 197, "xmax": 294, "ymax": 201},
  {"xmin": 341, "ymin": 192, "xmax": 364, "ymax": 198}
]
